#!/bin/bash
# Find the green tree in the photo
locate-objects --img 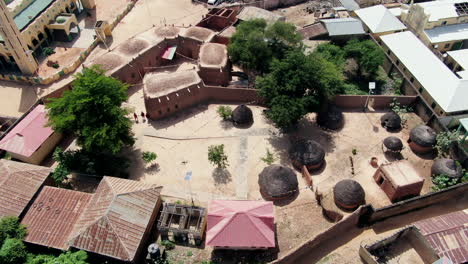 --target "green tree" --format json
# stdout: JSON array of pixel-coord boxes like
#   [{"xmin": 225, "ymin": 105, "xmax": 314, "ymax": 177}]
[
  {"xmin": 0, "ymin": 217, "xmax": 27, "ymax": 246},
  {"xmin": 208, "ymin": 144, "xmax": 229, "ymax": 169},
  {"xmin": 344, "ymin": 39, "xmax": 384, "ymax": 78},
  {"xmin": 27, "ymin": 251, "xmax": 88, "ymax": 264},
  {"xmin": 0, "ymin": 238, "xmax": 27, "ymax": 264},
  {"xmin": 46, "ymin": 65, "xmax": 135, "ymax": 154},
  {"xmin": 228, "ymin": 19, "xmax": 301, "ymax": 75},
  {"xmin": 256, "ymin": 50, "xmax": 343, "ymax": 129},
  {"xmin": 142, "ymin": 151, "xmax": 157, "ymax": 164},
  {"xmin": 314, "ymin": 43, "xmax": 346, "ymax": 69},
  {"xmin": 432, "ymin": 174, "xmax": 460, "ymax": 192}
]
